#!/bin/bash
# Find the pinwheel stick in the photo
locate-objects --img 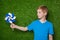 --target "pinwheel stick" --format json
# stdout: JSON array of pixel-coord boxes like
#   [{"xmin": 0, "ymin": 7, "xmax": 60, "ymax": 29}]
[{"xmin": 11, "ymin": 23, "xmax": 14, "ymax": 31}]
